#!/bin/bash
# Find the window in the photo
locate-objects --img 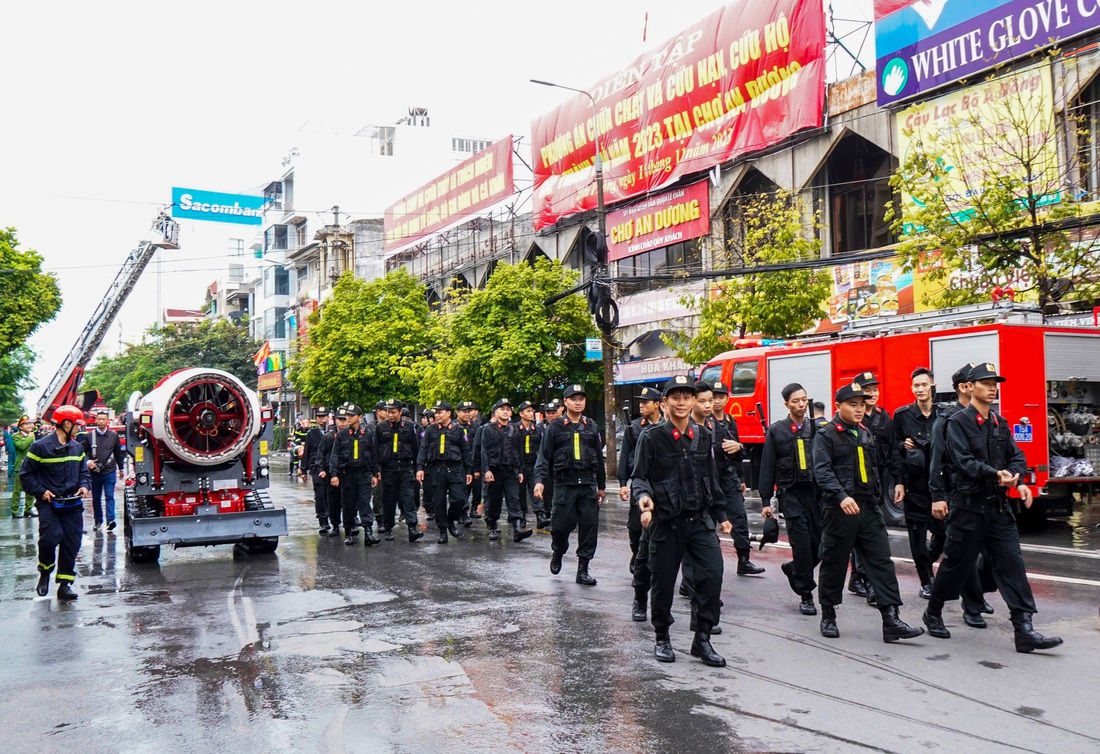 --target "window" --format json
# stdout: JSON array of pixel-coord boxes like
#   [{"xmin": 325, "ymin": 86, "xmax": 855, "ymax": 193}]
[
  {"xmin": 730, "ymin": 360, "xmax": 759, "ymax": 395},
  {"xmin": 296, "ymin": 264, "xmax": 308, "ymax": 284},
  {"xmin": 263, "ymin": 182, "xmax": 283, "ymax": 211},
  {"xmin": 264, "ymin": 307, "xmax": 288, "ymax": 340},
  {"xmin": 1078, "ymin": 76, "xmax": 1100, "ymax": 200},
  {"xmin": 698, "ymin": 364, "xmax": 723, "ymax": 386},
  {"xmin": 616, "ymin": 239, "xmax": 703, "ymax": 294},
  {"xmin": 274, "ymin": 267, "xmax": 289, "ymax": 296},
  {"xmin": 265, "ymin": 225, "xmax": 288, "ymax": 252},
  {"xmin": 452, "ymin": 138, "xmax": 492, "ymax": 154},
  {"xmin": 827, "ymin": 137, "xmax": 893, "ymax": 254}
]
